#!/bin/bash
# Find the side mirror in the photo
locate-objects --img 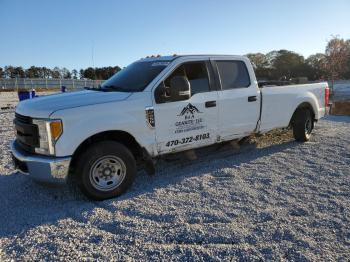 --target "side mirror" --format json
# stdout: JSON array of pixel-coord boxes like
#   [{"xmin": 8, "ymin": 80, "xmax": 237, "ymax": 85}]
[
  {"xmin": 169, "ymin": 76, "xmax": 191, "ymax": 102},
  {"xmin": 154, "ymin": 82, "xmax": 168, "ymax": 104}
]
